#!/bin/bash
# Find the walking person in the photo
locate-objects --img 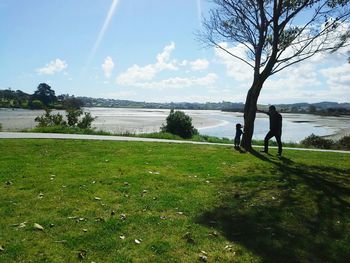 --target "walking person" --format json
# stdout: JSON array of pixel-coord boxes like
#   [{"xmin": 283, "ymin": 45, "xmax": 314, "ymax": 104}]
[{"xmin": 258, "ymin": 105, "xmax": 283, "ymax": 156}]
